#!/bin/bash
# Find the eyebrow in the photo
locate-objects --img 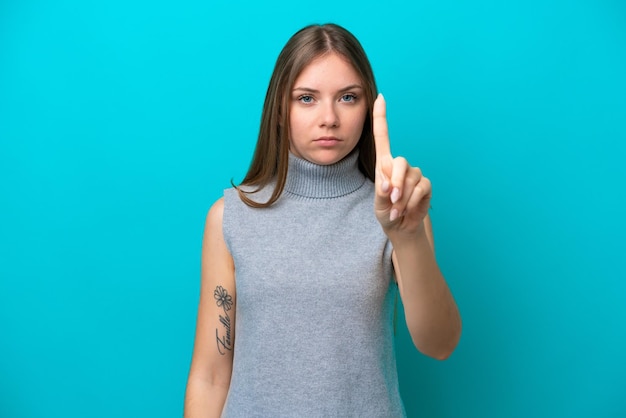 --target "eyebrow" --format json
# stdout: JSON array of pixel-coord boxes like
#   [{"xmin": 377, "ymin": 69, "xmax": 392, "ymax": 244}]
[{"xmin": 292, "ymin": 84, "xmax": 364, "ymax": 93}]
